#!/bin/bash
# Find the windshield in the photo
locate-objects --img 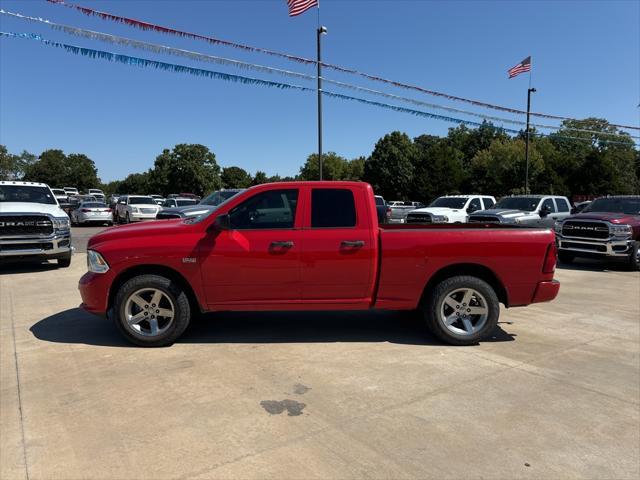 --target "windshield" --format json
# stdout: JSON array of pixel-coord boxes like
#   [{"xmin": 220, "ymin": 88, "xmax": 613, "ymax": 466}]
[
  {"xmin": 583, "ymin": 198, "xmax": 640, "ymax": 215},
  {"xmin": 428, "ymin": 197, "xmax": 468, "ymax": 209},
  {"xmin": 51, "ymin": 189, "xmax": 66, "ymax": 195},
  {"xmin": 0, "ymin": 185, "xmax": 57, "ymax": 205},
  {"xmin": 494, "ymin": 197, "xmax": 540, "ymax": 211},
  {"xmin": 177, "ymin": 199, "xmax": 198, "ymax": 206},
  {"xmin": 201, "ymin": 190, "xmax": 242, "ymax": 206},
  {"xmin": 129, "ymin": 196, "xmax": 156, "ymax": 205}
]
